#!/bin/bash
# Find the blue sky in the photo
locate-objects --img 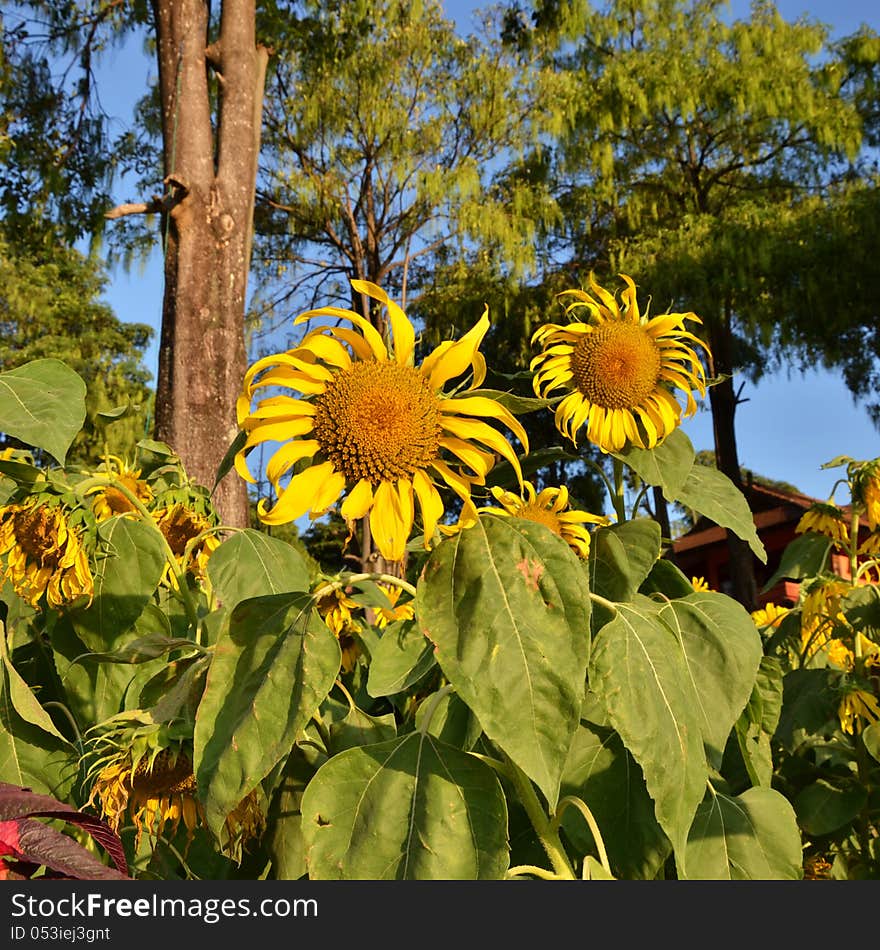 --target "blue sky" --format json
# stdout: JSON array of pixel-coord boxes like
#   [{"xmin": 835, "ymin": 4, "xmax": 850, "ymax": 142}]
[{"xmin": 91, "ymin": 0, "xmax": 880, "ymax": 505}]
